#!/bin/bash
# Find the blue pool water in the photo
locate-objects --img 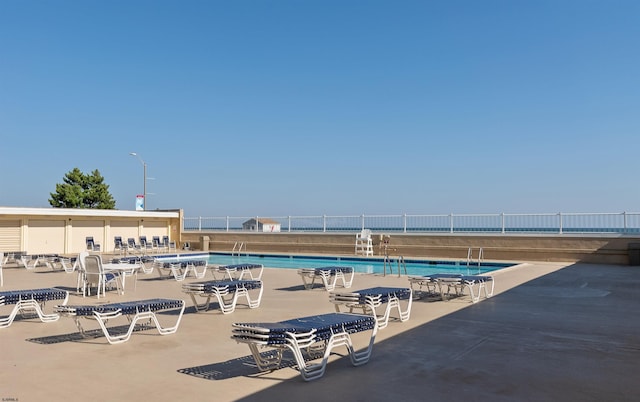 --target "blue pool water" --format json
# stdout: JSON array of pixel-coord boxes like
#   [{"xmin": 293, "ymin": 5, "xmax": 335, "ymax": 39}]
[{"xmin": 203, "ymin": 252, "xmax": 515, "ymax": 276}]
